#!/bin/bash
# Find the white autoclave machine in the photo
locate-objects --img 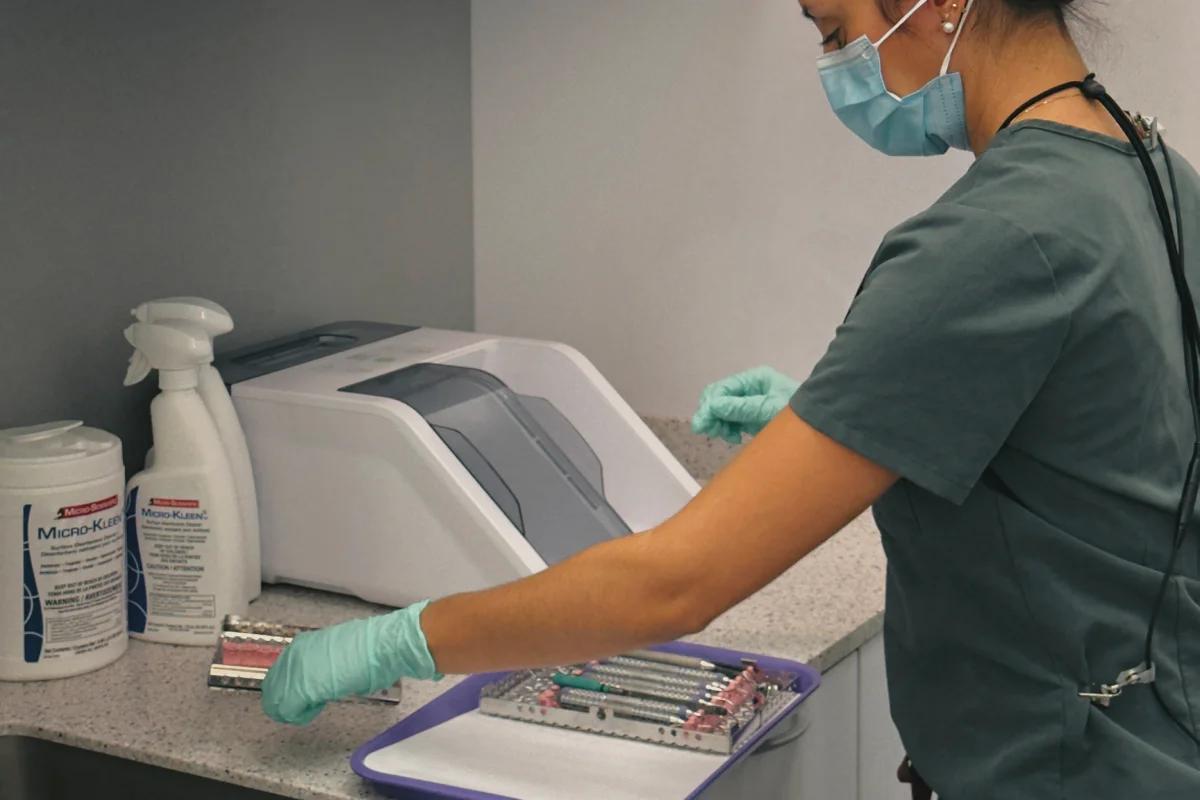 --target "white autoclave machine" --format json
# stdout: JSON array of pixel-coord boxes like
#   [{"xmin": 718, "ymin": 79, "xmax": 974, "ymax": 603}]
[{"xmin": 216, "ymin": 323, "xmax": 699, "ymax": 606}]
